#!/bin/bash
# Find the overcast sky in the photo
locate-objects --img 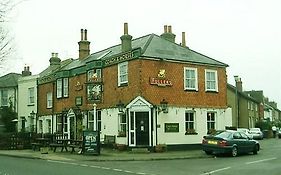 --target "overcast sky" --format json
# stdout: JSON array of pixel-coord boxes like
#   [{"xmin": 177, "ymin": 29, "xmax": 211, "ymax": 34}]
[{"xmin": 3, "ymin": 0, "xmax": 281, "ymax": 108}]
